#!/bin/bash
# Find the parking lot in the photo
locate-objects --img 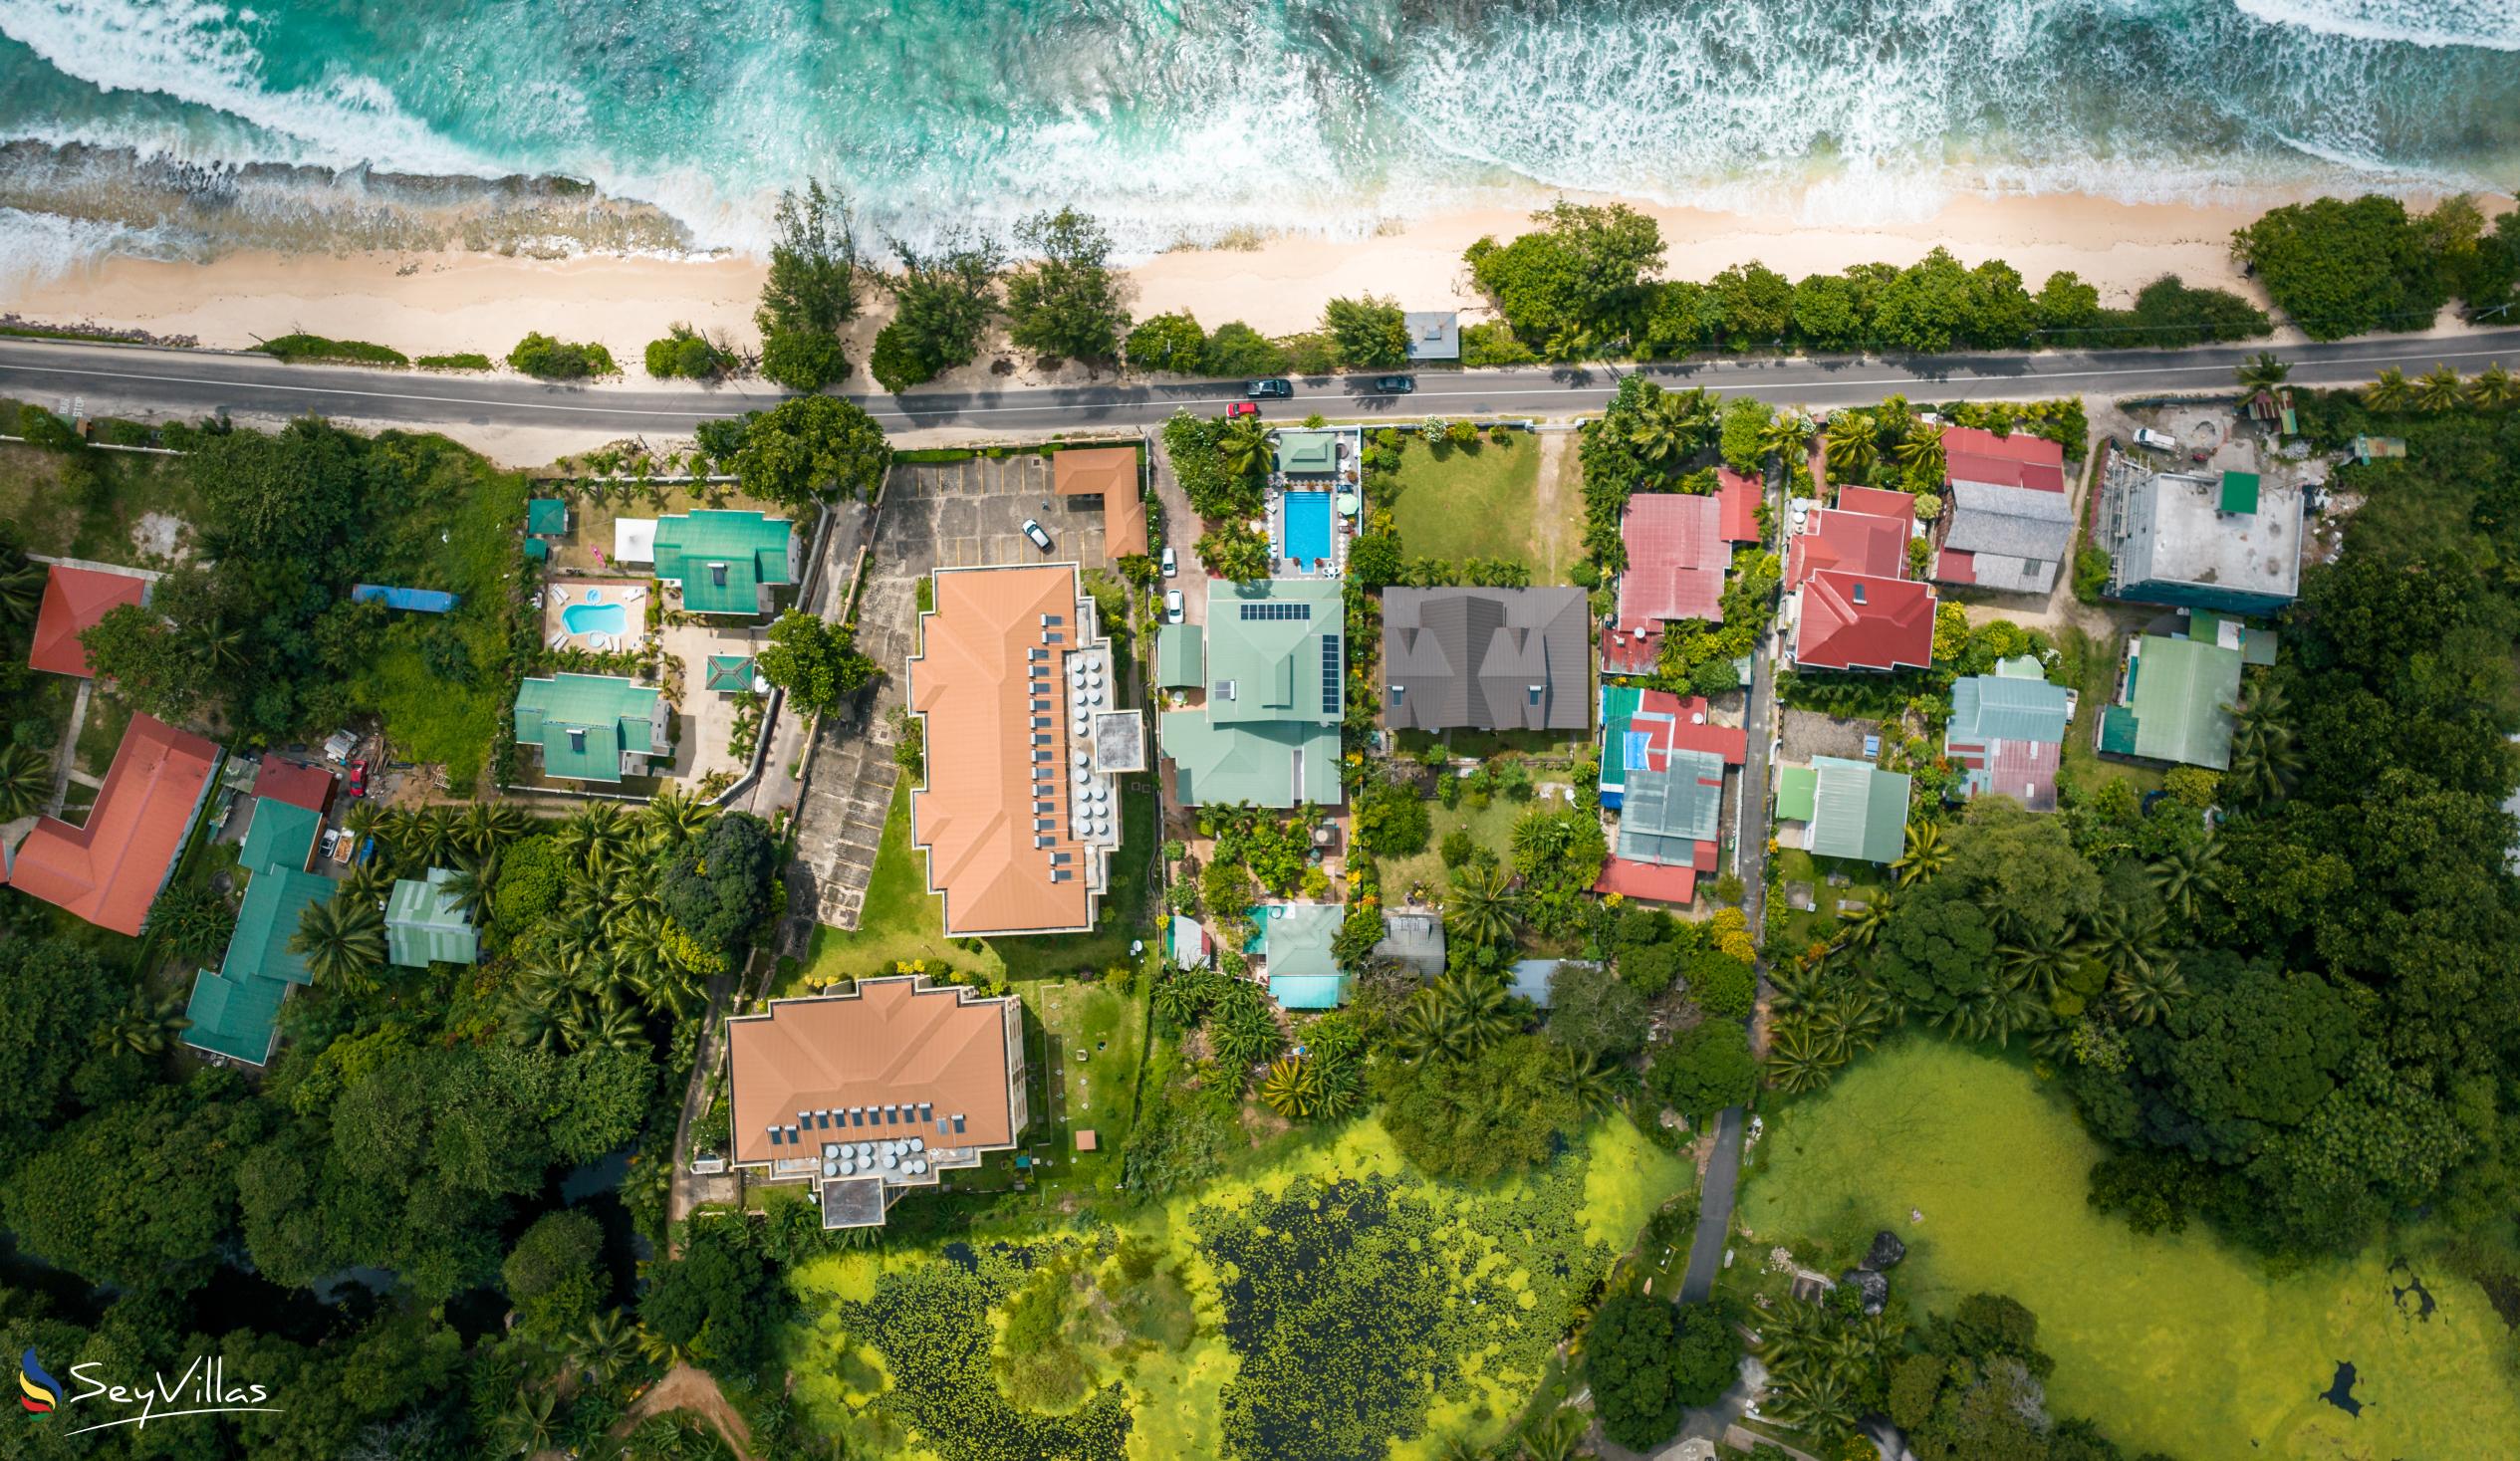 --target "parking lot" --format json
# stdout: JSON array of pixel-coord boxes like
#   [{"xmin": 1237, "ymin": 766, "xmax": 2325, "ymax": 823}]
[{"xmin": 781, "ymin": 453, "xmax": 1124, "ymax": 944}]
